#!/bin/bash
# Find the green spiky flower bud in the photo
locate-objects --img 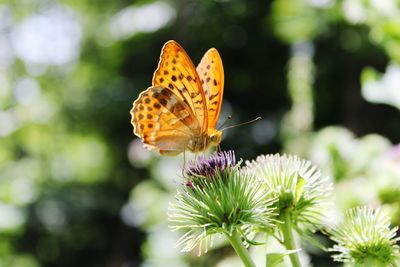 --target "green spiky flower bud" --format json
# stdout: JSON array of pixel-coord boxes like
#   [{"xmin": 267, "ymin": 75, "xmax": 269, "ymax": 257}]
[
  {"xmin": 328, "ymin": 206, "xmax": 400, "ymax": 266},
  {"xmin": 245, "ymin": 154, "xmax": 332, "ymax": 233}
]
